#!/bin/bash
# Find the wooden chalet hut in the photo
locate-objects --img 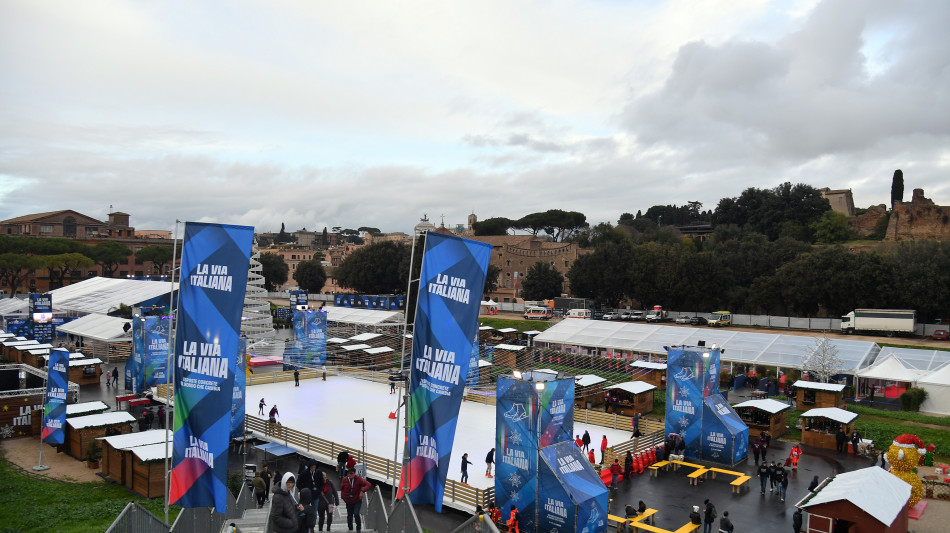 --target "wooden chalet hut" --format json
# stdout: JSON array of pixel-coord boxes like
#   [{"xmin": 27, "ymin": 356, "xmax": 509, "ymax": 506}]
[
  {"xmin": 16, "ymin": 345, "xmax": 52, "ymax": 368},
  {"xmin": 478, "ymin": 326, "xmax": 495, "ymax": 344},
  {"xmin": 68, "ymin": 357, "xmax": 103, "ymax": 385},
  {"xmin": 799, "ymin": 408, "xmax": 859, "ymax": 451},
  {"xmin": 127, "ymin": 441, "xmax": 173, "ymax": 498},
  {"xmin": 798, "ymin": 467, "xmax": 911, "ymax": 533},
  {"xmin": 629, "ymin": 360, "xmax": 667, "ymax": 390},
  {"xmin": 793, "ymin": 380, "xmax": 845, "ymax": 409},
  {"xmin": 494, "ymin": 328, "xmax": 521, "ymax": 344},
  {"xmin": 604, "ymin": 381, "xmax": 656, "ymax": 416},
  {"xmin": 98, "ymin": 429, "xmax": 171, "ymax": 486},
  {"xmin": 733, "ymin": 398, "xmax": 791, "ymax": 438},
  {"xmin": 1, "ymin": 339, "xmax": 37, "ymax": 362},
  {"xmin": 491, "ymin": 344, "xmax": 529, "ymax": 370},
  {"xmin": 65, "ymin": 411, "xmax": 135, "ymax": 459},
  {"xmin": 573, "ymin": 374, "xmax": 607, "ymax": 409}
]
